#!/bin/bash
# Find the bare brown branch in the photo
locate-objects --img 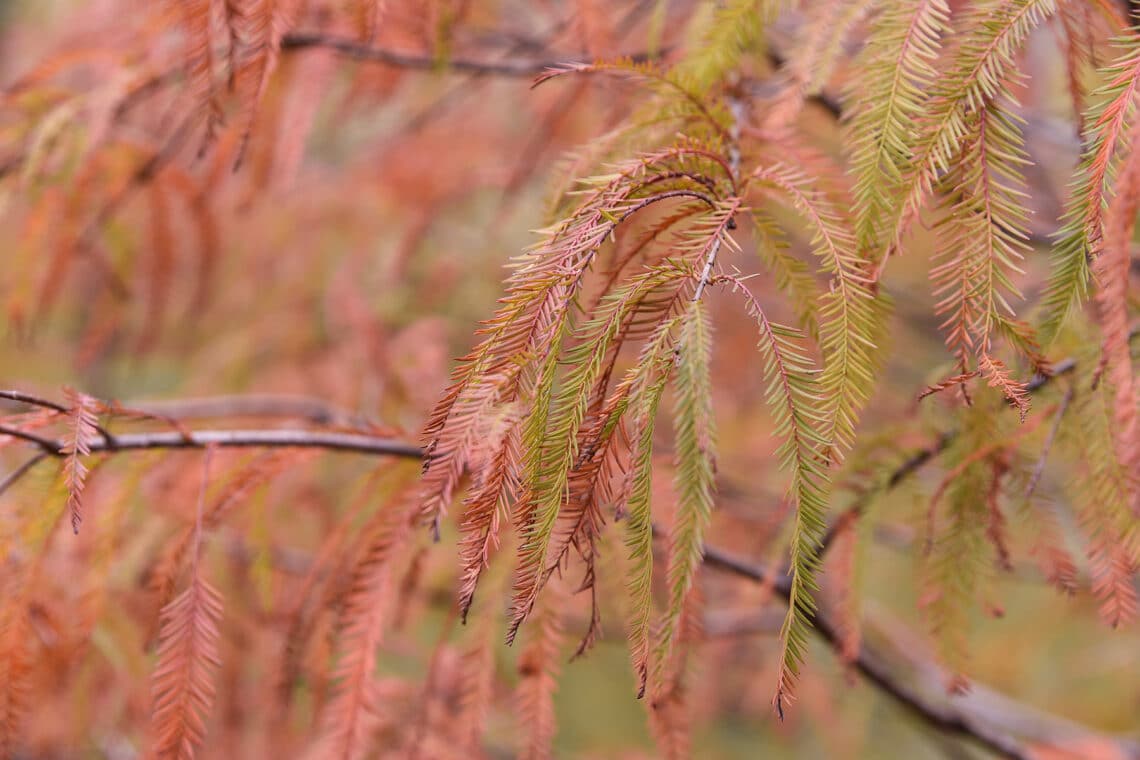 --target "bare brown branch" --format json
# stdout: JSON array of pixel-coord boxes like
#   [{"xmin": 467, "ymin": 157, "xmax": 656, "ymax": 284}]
[{"xmin": 700, "ymin": 543, "xmax": 1140, "ymax": 760}]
